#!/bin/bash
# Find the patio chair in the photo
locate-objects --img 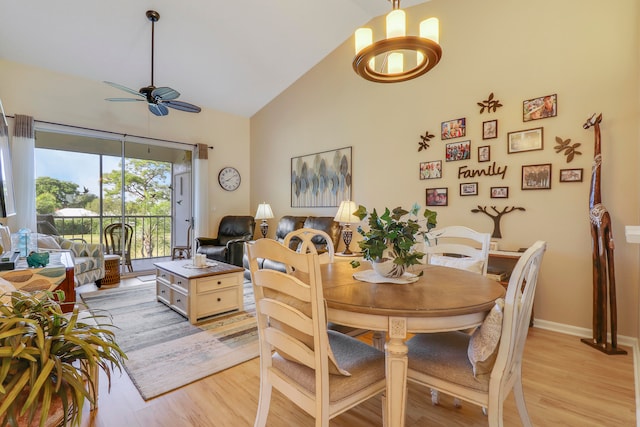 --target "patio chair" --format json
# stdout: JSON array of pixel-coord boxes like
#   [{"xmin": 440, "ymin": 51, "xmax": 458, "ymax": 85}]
[{"xmin": 104, "ymin": 223, "xmax": 133, "ymax": 272}]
